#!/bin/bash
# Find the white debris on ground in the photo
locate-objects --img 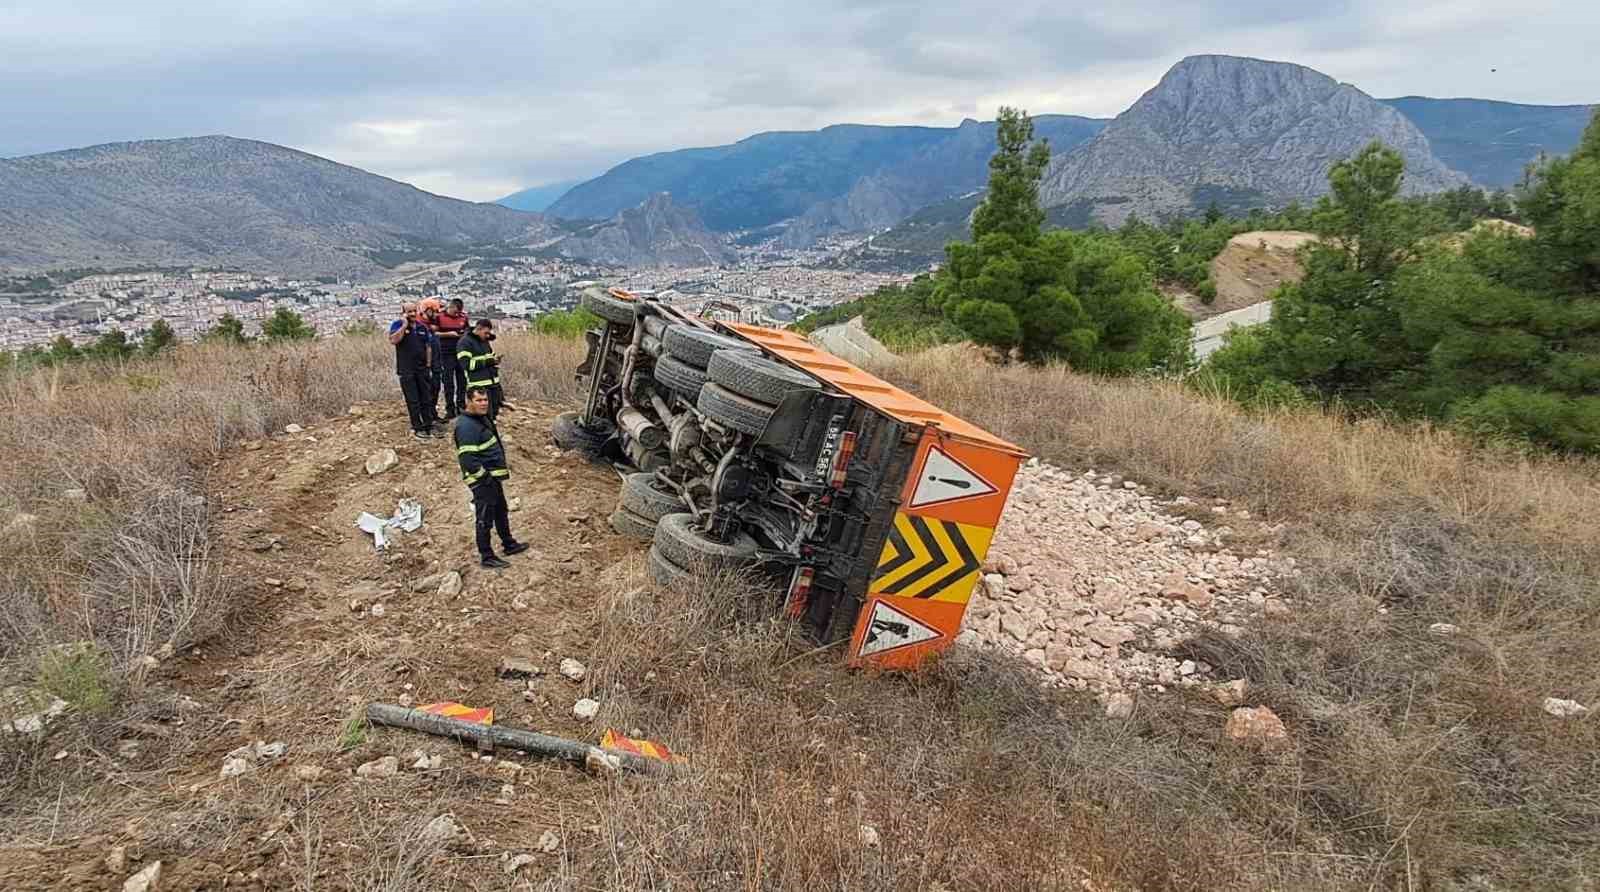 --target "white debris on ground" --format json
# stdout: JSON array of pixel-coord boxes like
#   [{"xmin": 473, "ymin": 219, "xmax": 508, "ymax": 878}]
[{"xmin": 961, "ymin": 459, "xmax": 1295, "ymax": 694}]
